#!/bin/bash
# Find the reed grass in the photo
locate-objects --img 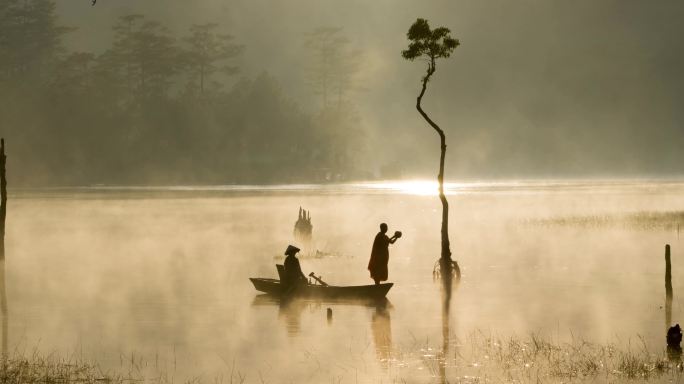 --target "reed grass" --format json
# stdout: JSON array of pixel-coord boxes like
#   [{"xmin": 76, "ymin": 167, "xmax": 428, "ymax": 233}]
[
  {"xmin": 1, "ymin": 333, "xmax": 681, "ymax": 383},
  {"xmin": 0, "ymin": 352, "xmax": 116, "ymax": 383},
  {"xmin": 0, "ymin": 350, "xmax": 247, "ymax": 384},
  {"xmin": 531, "ymin": 210, "xmax": 684, "ymax": 231},
  {"xmin": 403, "ymin": 332, "xmax": 683, "ymax": 383}
]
